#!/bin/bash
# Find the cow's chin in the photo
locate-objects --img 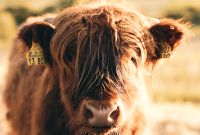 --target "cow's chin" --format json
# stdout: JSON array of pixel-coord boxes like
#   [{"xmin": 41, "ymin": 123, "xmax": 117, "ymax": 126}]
[{"xmin": 73, "ymin": 126, "xmax": 121, "ymax": 135}]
